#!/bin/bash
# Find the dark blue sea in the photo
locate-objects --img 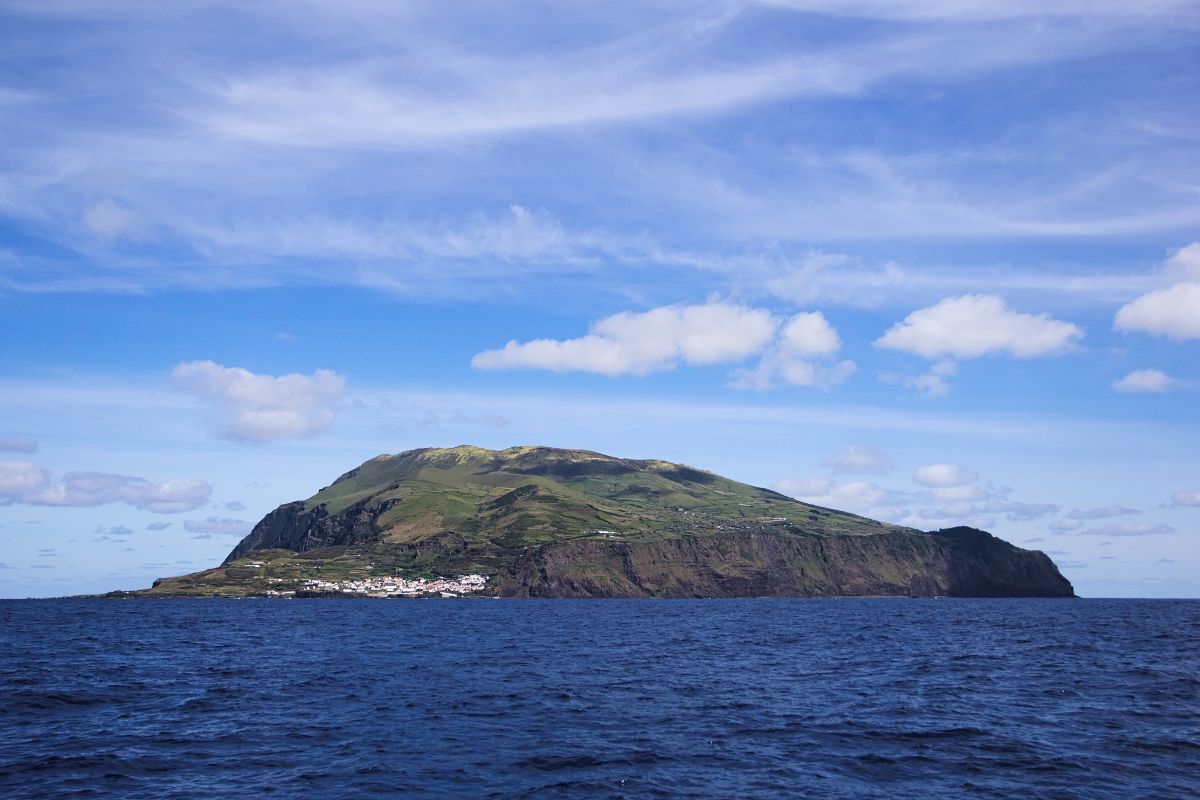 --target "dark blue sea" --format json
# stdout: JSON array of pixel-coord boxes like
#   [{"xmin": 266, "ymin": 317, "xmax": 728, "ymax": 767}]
[{"xmin": 1, "ymin": 598, "xmax": 1197, "ymax": 799}]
